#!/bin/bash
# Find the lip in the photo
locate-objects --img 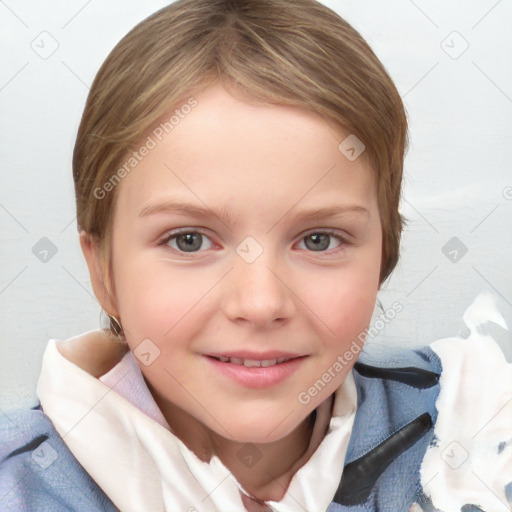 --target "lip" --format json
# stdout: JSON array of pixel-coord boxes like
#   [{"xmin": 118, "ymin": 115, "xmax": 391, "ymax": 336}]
[
  {"xmin": 204, "ymin": 355, "xmax": 307, "ymax": 389},
  {"xmin": 205, "ymin": 351, "xmax": 303, "ymax": 360}
]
